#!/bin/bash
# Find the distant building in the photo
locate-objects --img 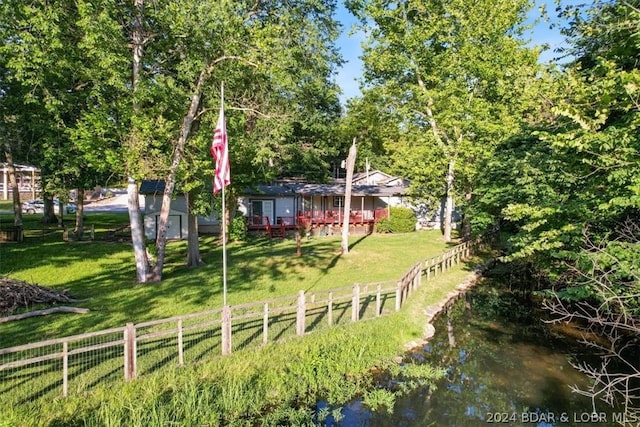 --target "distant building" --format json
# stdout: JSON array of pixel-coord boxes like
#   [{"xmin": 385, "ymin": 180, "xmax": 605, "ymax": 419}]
[
  {"xmin": 0, "ymin": 163, "xmax": 40, "ymax": 201},
  {"xmin": 237, "ymin": 170, "xmax": 410, "ymax": 237}
]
